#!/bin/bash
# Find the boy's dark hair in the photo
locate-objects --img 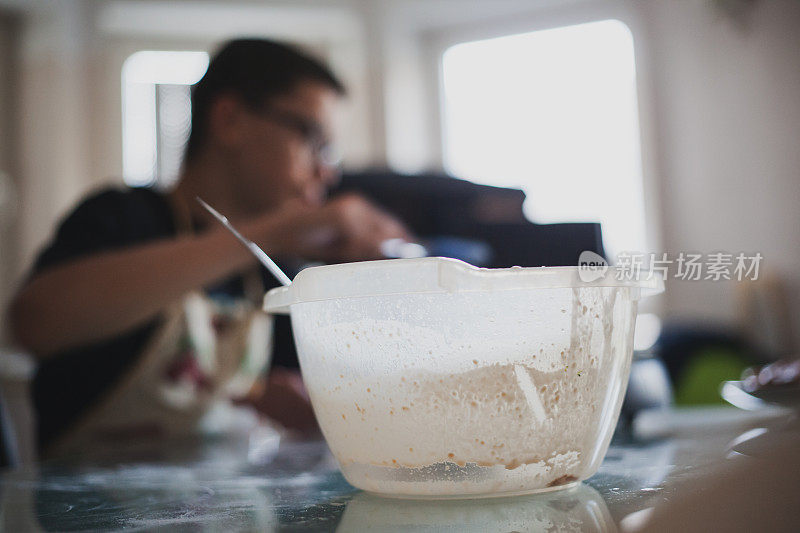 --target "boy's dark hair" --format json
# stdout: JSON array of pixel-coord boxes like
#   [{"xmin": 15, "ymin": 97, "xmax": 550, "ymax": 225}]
[{"xmin": 185, "ymin": 38, "xmax": 346, "ymax": 161}]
